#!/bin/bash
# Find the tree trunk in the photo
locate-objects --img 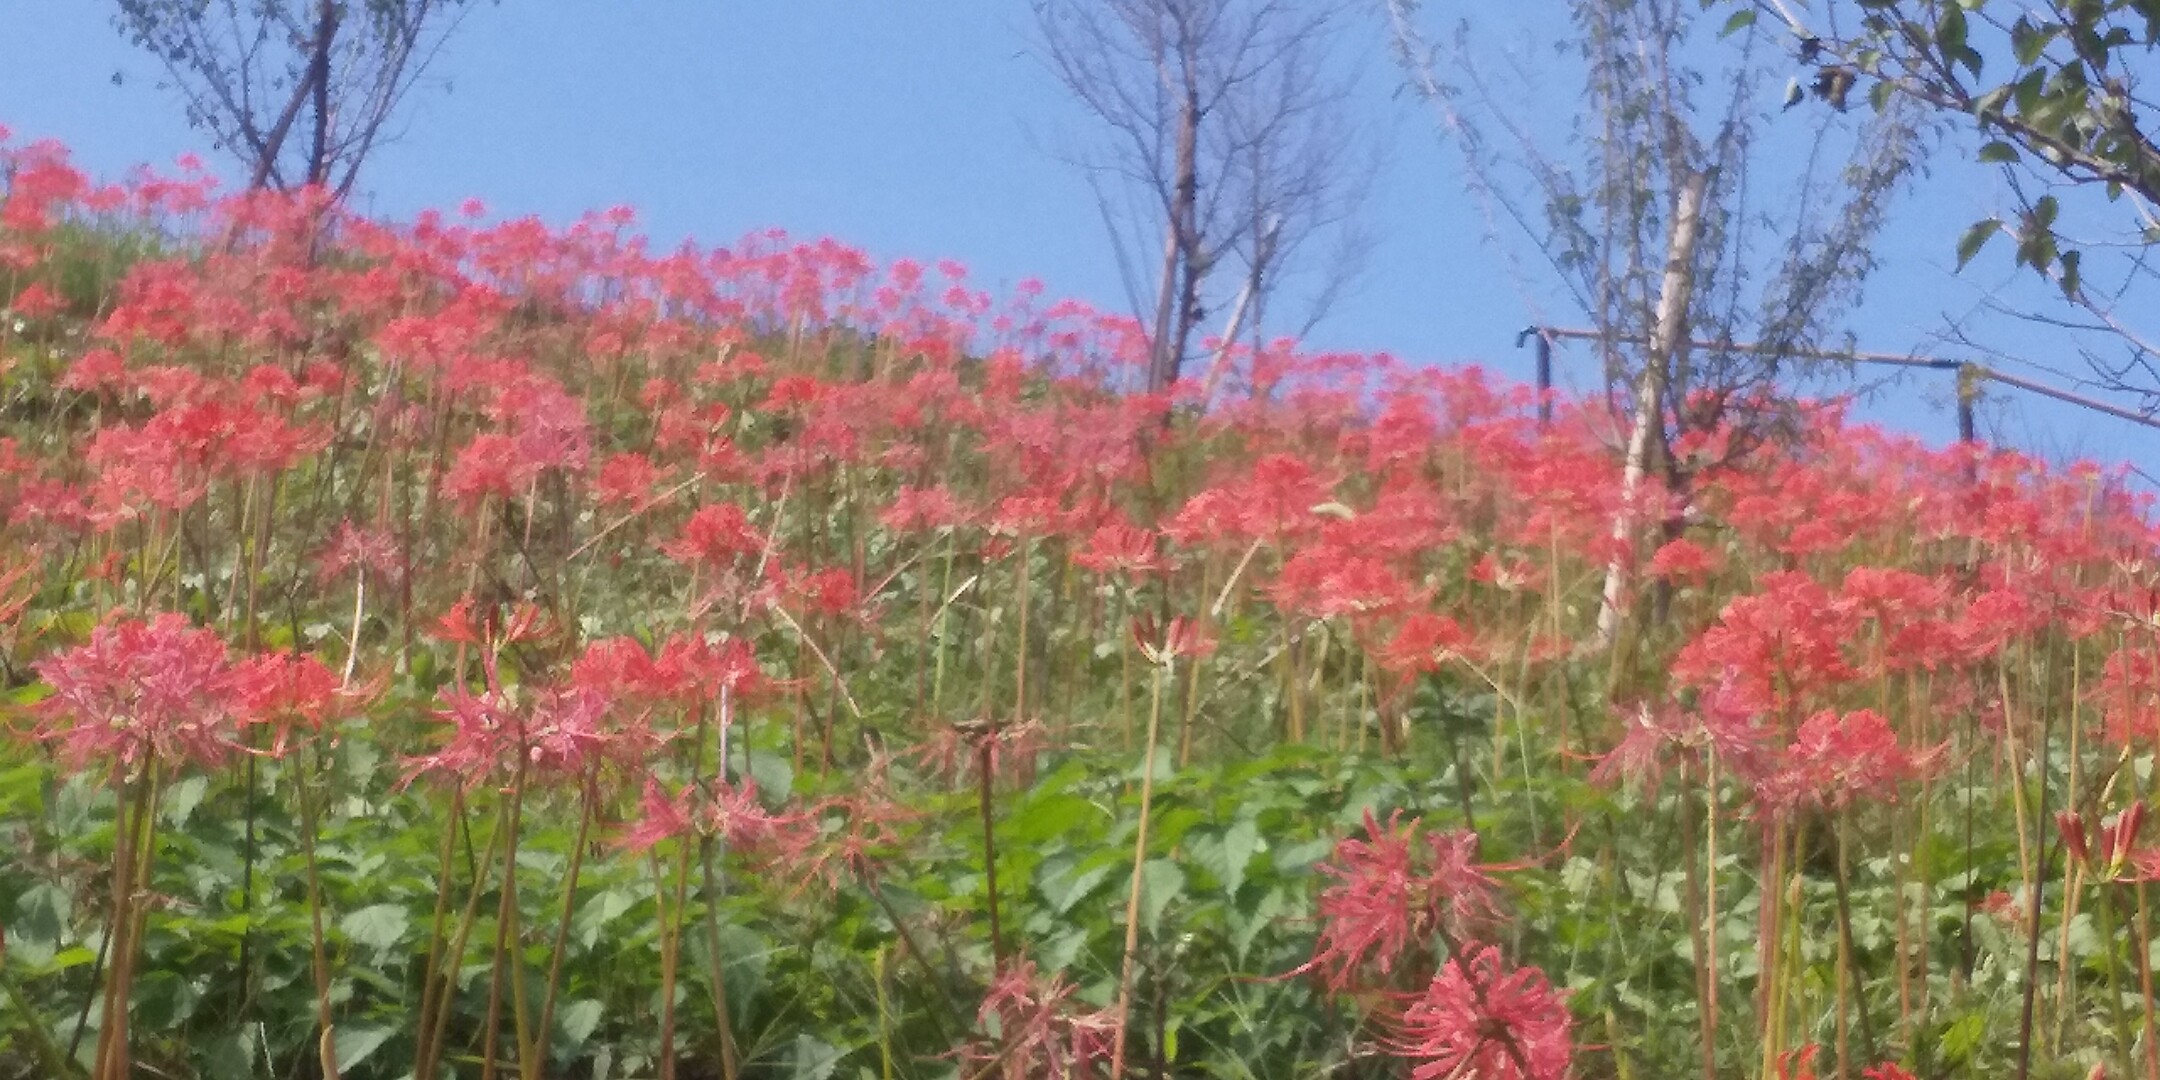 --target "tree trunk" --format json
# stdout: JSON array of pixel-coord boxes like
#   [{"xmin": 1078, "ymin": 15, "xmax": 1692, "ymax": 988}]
[
  {"xmin": 306, "ymin": 0, "xmax": 341, "ymax": 188},
  {"xmin": 1148, "ymin": 77, "xmax": 1202, "ymax": 394},
  {"xmin": 1596, "ymin": 169, "xmax": 1707, "ymax": 649}
]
